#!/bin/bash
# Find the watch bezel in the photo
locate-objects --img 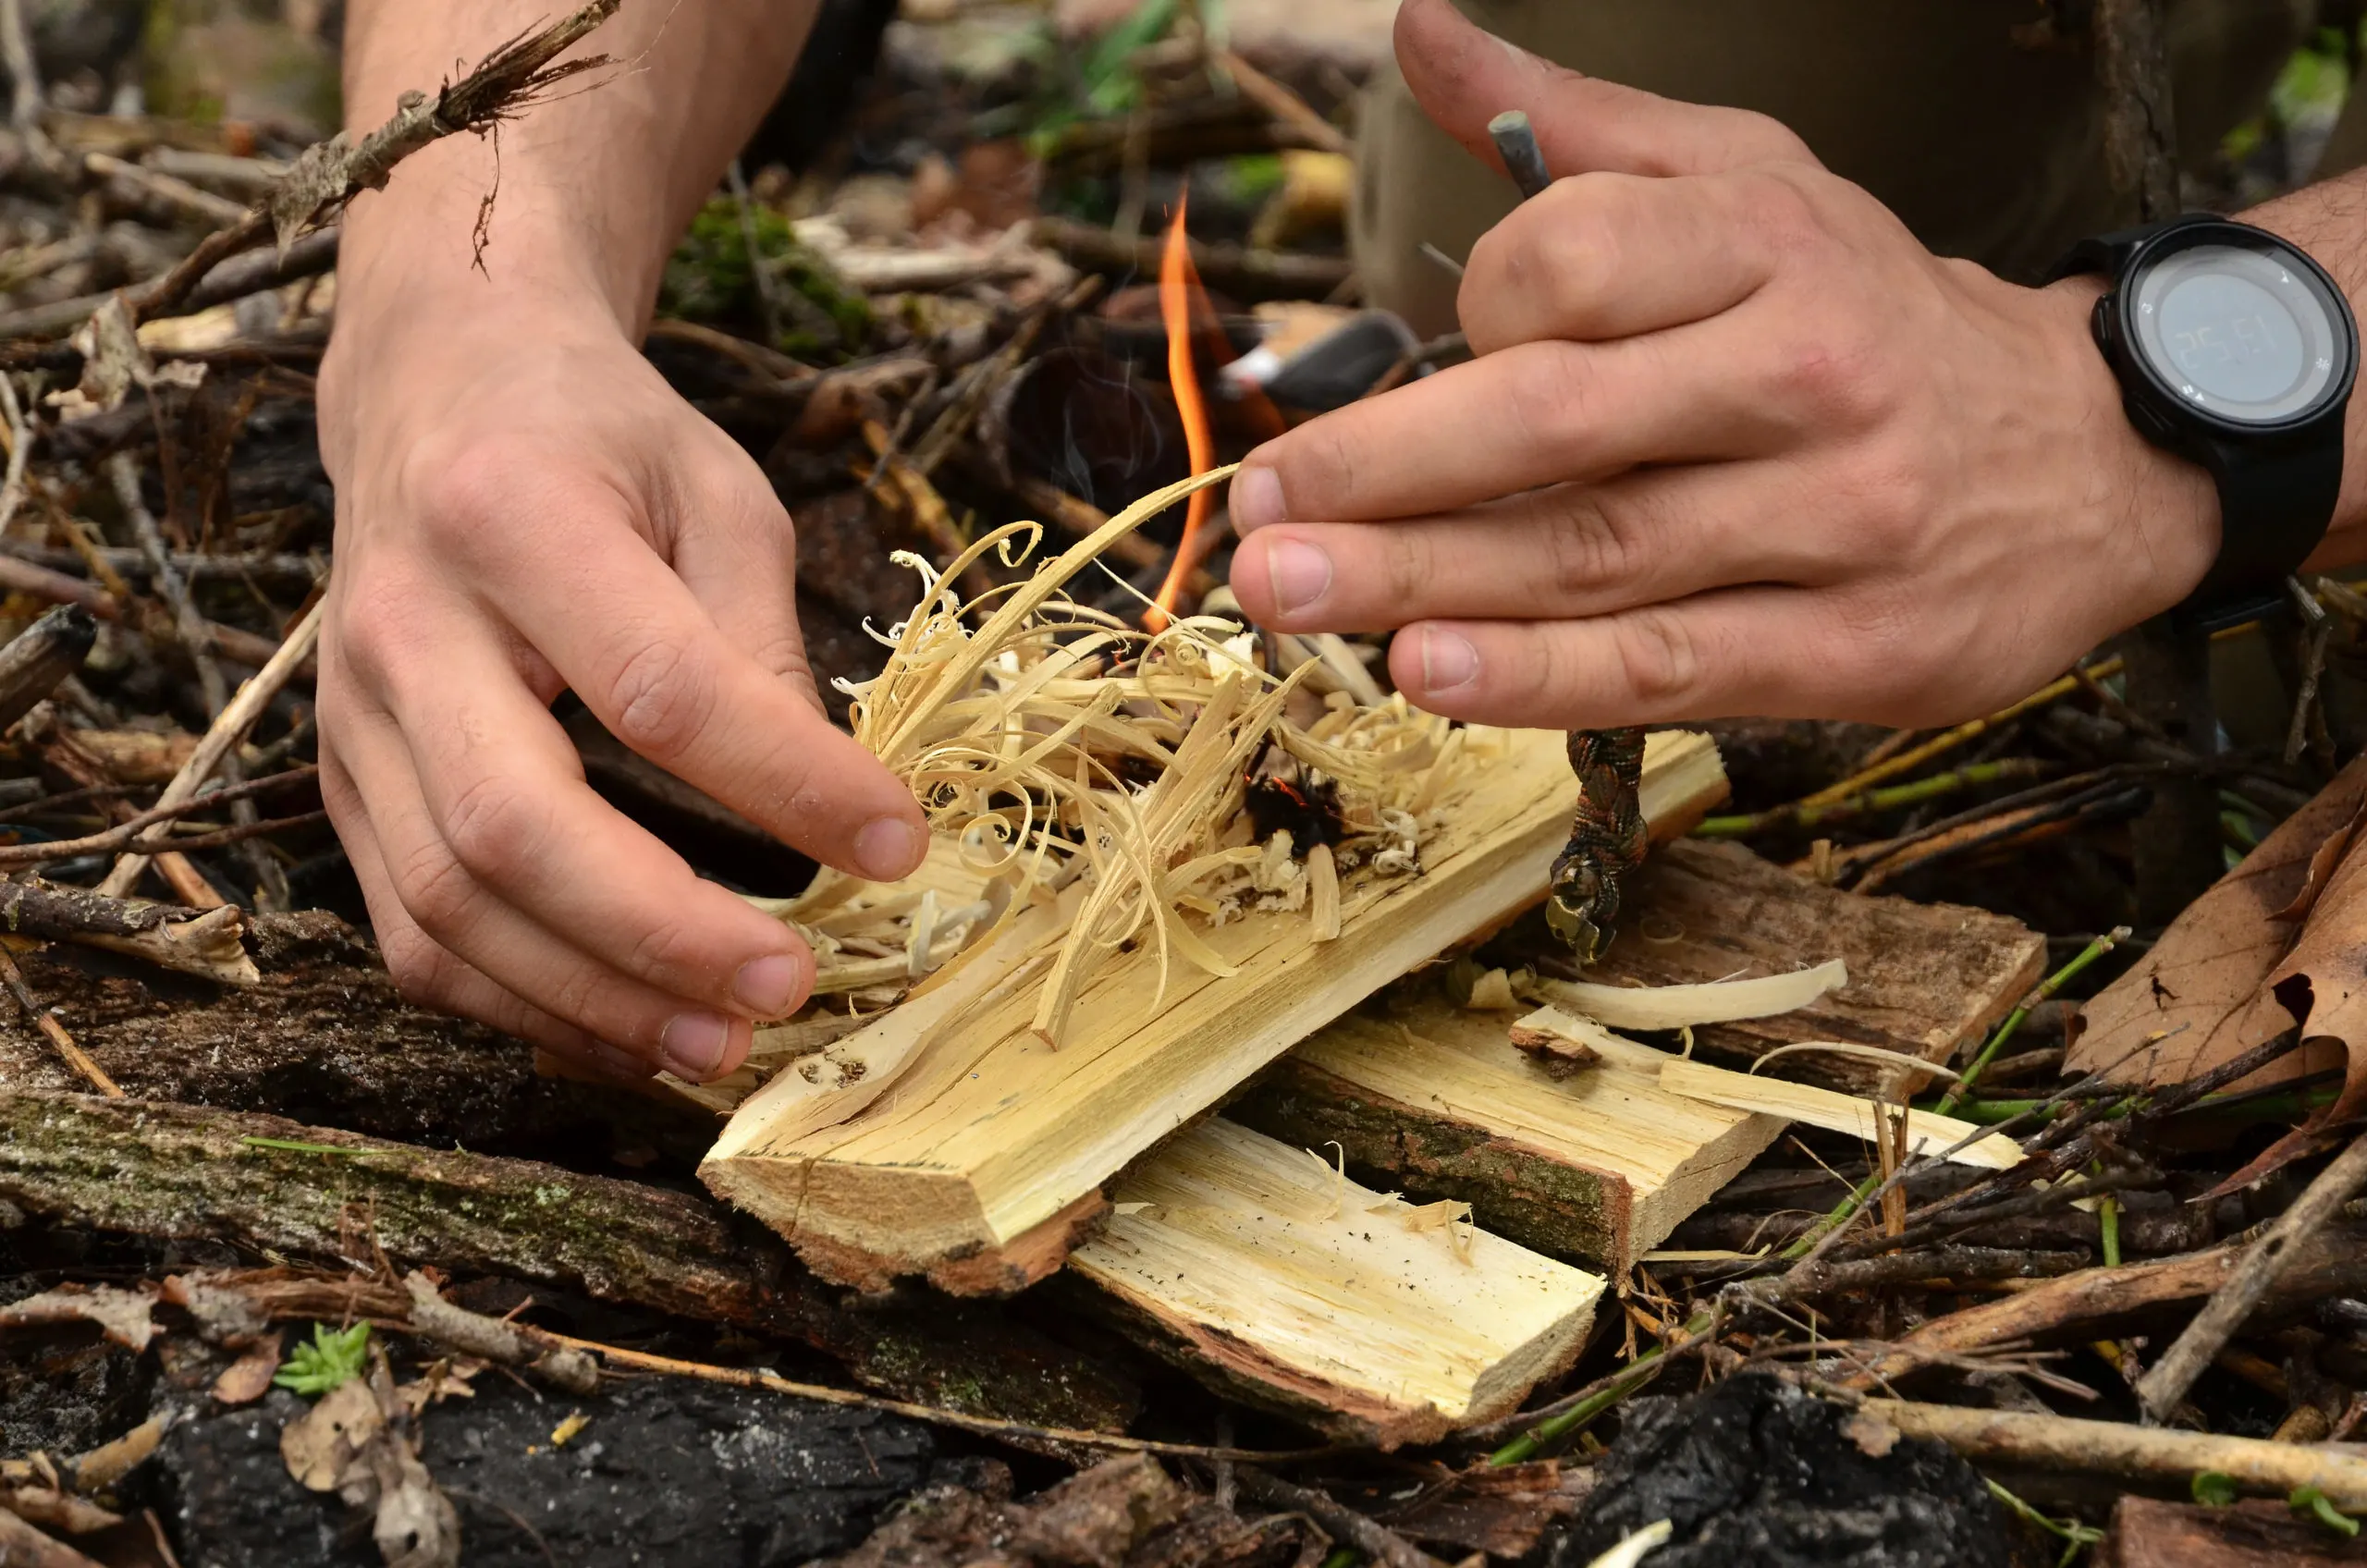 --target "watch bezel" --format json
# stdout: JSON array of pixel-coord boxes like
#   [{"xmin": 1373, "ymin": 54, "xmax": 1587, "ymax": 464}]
[{"xmin": 2103, "ymin": 216, "xmax": 2359, "ymax": 444}]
